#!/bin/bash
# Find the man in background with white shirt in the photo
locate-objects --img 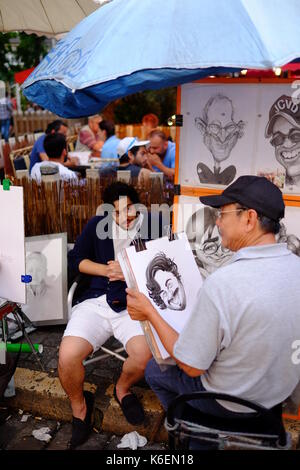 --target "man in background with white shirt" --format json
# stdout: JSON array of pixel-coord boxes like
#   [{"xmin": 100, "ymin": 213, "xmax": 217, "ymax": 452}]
[{"xmin": 31, "ymin": 133, "xmax": 78, "ymax": 183}]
